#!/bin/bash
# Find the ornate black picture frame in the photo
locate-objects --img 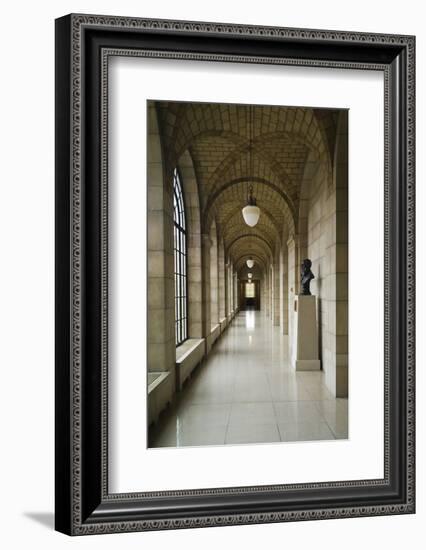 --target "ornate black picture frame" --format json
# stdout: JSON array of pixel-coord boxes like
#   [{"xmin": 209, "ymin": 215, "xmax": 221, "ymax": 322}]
[{"xmin": 55, "ymin": 14, "xmax": 415, "ymax": 535}]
